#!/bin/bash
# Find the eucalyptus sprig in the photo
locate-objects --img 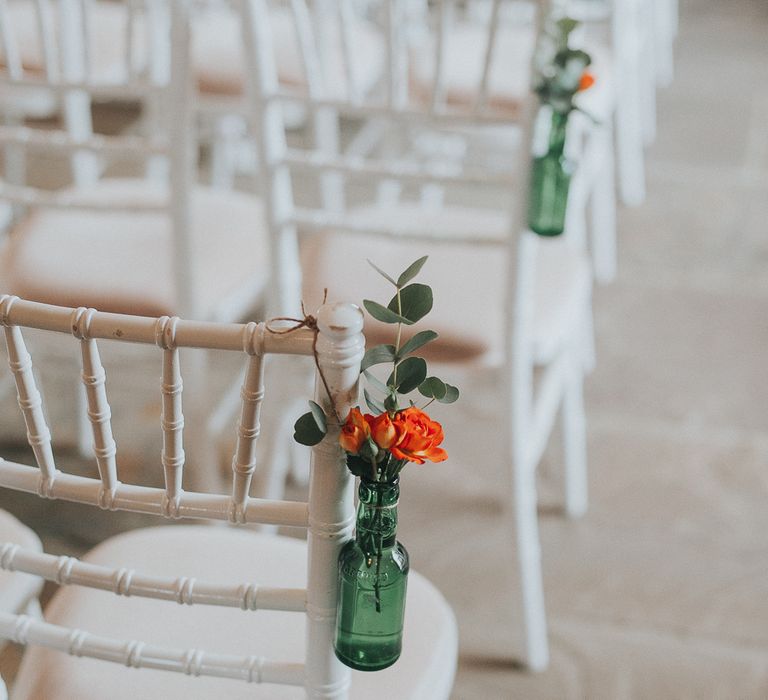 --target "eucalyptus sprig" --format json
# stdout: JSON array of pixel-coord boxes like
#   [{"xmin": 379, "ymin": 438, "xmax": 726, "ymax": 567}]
[
  {"xmin": 293, "ymin": 256, "xmax": 459, "ymax": 449},
  {"xmin": 532, "ymin": 16, "xmax": 594, "ymax": 115}
]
